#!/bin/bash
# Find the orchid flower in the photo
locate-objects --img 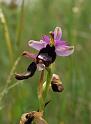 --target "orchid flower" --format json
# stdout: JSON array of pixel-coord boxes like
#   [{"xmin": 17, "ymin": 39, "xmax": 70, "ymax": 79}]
[
  {"xmin": 15, "ymin": 27, "xmax": 74, "ymax": 80},
  {"xmin": 28, "ymin": 27, "xmax": 74, "ymax": 57}
]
